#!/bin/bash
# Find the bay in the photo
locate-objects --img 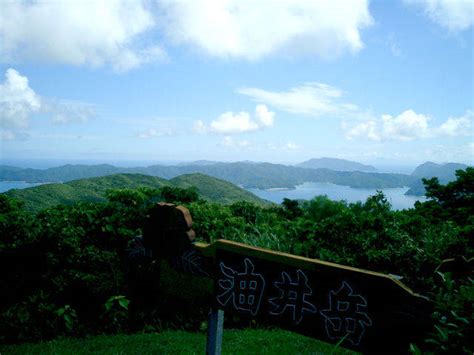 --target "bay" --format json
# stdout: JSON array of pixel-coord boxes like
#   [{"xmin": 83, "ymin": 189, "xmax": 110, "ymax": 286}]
[
  {"xmin": 0, "ymin": 181, "xmax": 48, "ymax": 193},
  {"xmin": 248, "ymin": 182, "xmax": 426, "ymax": 210}
]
